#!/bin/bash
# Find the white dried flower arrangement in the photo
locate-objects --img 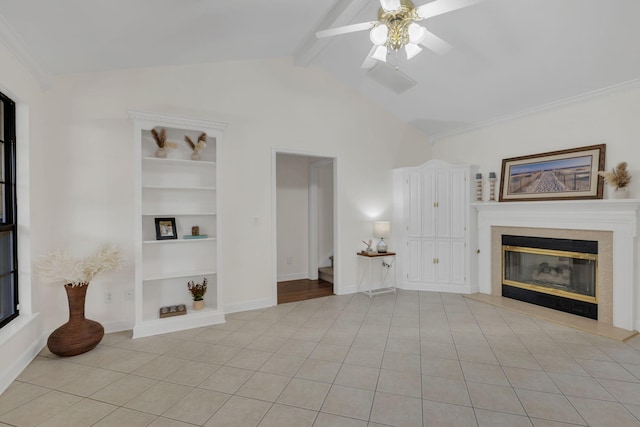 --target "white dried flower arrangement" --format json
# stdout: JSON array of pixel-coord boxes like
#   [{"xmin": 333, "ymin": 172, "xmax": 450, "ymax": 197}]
[
  {"xmin": 598, "ymin": 162, "xmax": 631, "ymax": 190},
  {"xmin": 37, "ymin": 244, "xmax": 124, "ymax": 287}
]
